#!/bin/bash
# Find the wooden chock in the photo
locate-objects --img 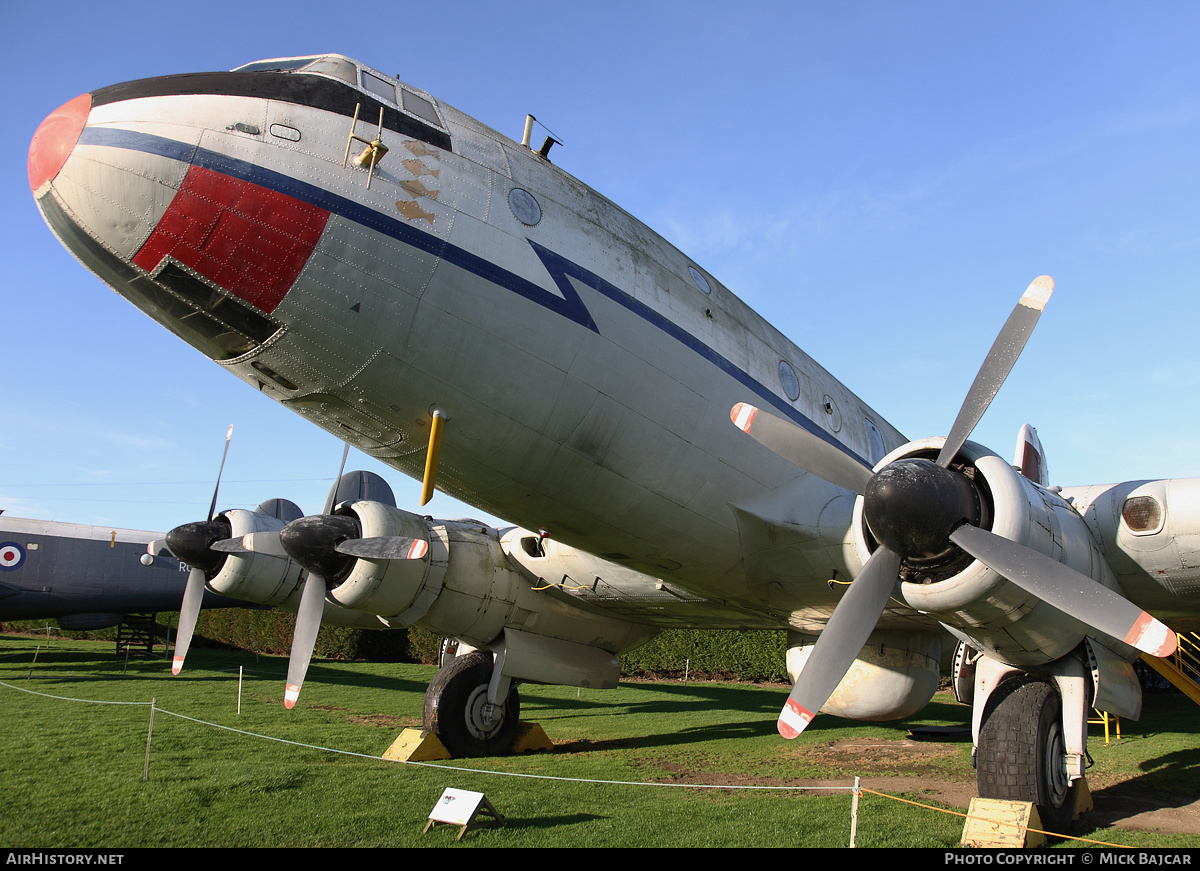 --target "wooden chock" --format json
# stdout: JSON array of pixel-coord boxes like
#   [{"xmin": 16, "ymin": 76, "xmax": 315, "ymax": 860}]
[
  {"xmin": 383, "ymin": 728, "xmax": 450, "ymax": 762},
  {"xmin": 509, "ymin": 721, "xmax": 554, "ymax": 753},
  {"xmin": 960, "ymin": 798, "xmax": 1046, "ymax": 848}
]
